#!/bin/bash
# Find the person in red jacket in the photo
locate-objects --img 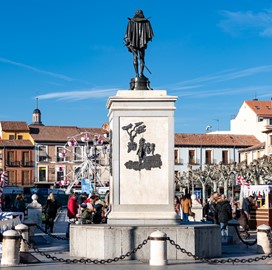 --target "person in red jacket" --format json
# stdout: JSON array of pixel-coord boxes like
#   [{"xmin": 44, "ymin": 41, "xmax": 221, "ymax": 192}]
[
  {"xmin": 67, "ymin": 192, "xmax": 78, "ymax": 220},
  {"xmin": 66, "ymin": 192, "xmax": 78, "ymax": 237}
]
